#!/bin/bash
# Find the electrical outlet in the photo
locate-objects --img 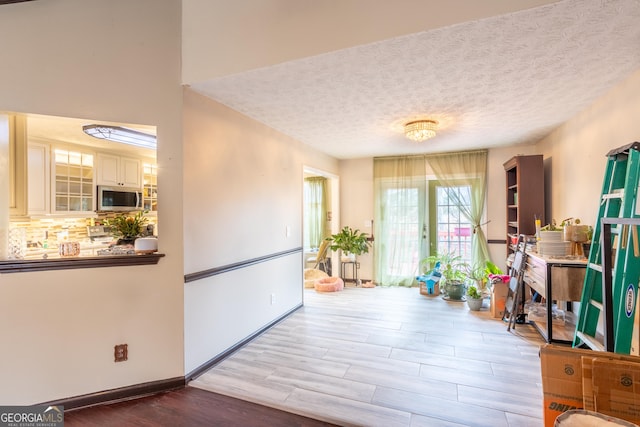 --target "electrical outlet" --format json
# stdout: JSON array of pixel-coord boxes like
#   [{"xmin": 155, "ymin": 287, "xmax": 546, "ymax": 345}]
[
  {"xmin": 271, "ymin": 293, "xmax": 276, "ymax": 305},
  {"xmin": 114, "ymin": 344, "xmax": 128, "ymax": 362}
]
